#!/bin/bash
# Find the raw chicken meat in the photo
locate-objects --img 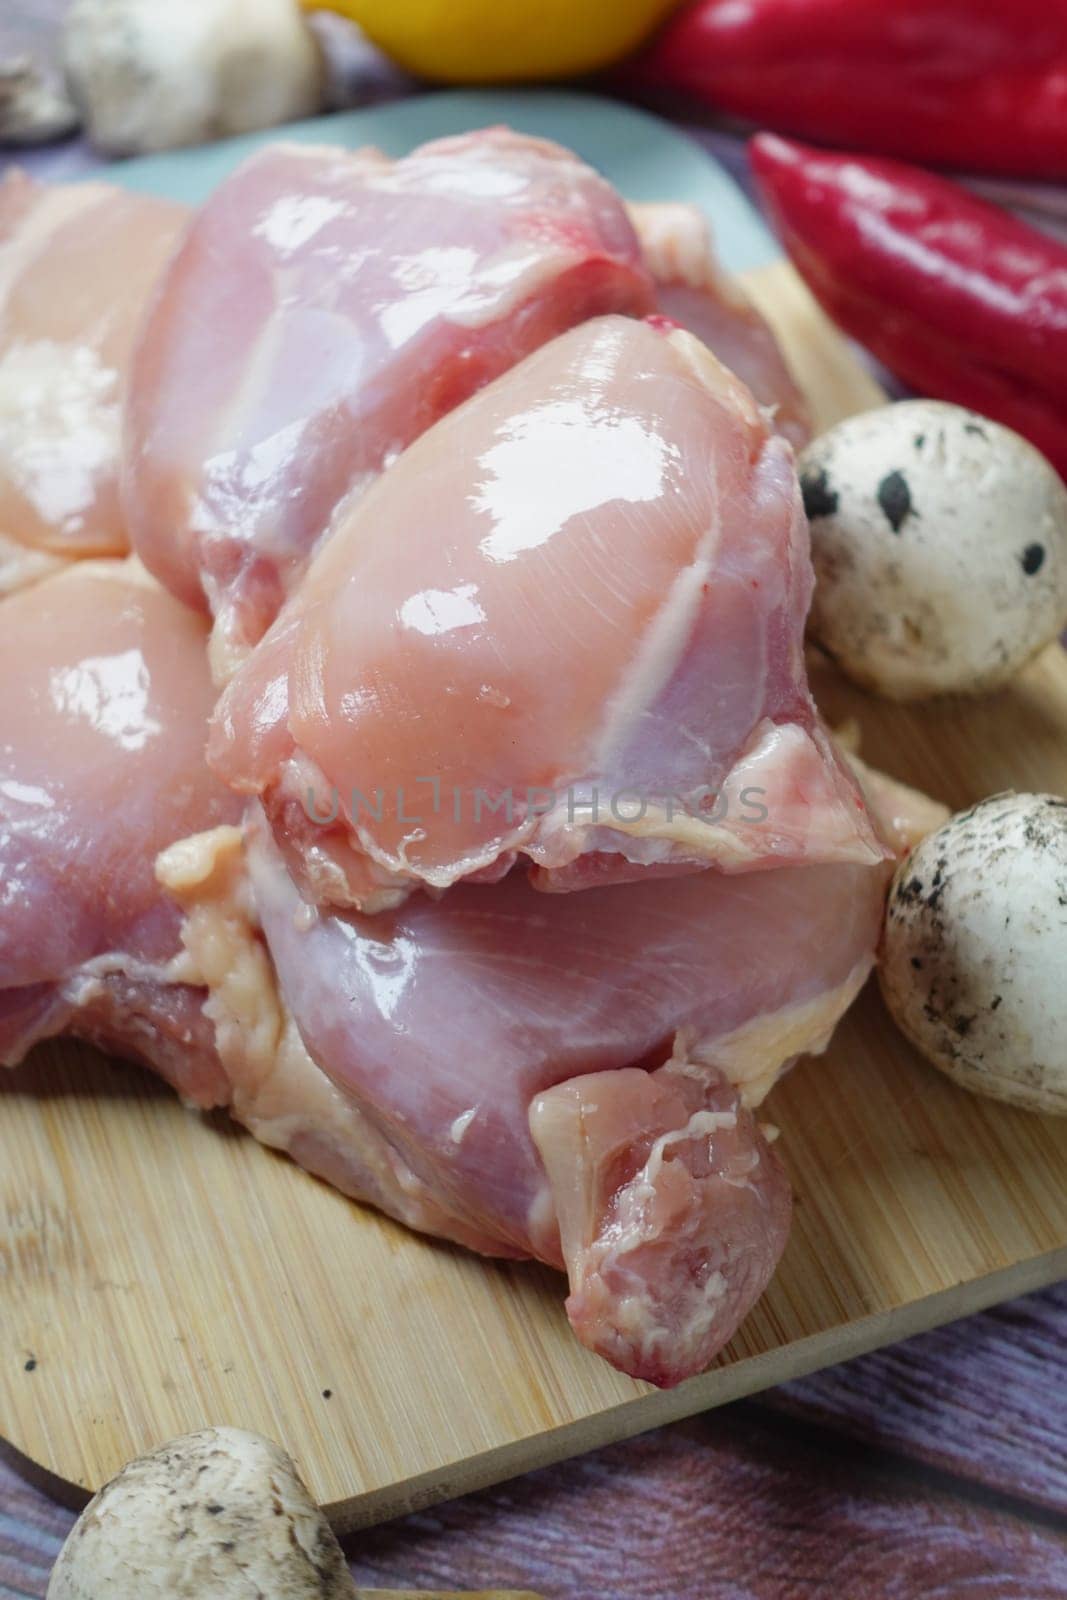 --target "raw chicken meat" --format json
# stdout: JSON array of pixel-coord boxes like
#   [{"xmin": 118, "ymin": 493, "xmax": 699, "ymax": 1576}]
[
  {"xmin": 0, "ymin": 560, "xmax": 236, "ymax": 1098},
  {"xmin": 157, "ymin": 809, "xmax": 886, "ymax": 1385},
  {"xmin": 124, "ymin": 129, "xmax": 655, "ymax": 677},
  {"xmin": 212, "ymin": 315, "xmax": 885, "ymax": 912},
  {"xmin": 0, "ymin": 559, "xmax": 891, "ymax": 1387},
  {"xmin": 0, "ymin": 148, "xmax": 896, "ymax": 1393},
  {"xmin": 0, "ymin": 173, "xmax": 187, "ymax": 595},
  {"xmin": 0, "ymin": 560, "xmax": 468, "ymax": 1216},
  {"xmin": 156, "ymin": 825, "xmax": 524, "ymax": 1256},
  {"xmin": 631, "ymin": 201, "xmax": 812, "ymax": 450}
]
